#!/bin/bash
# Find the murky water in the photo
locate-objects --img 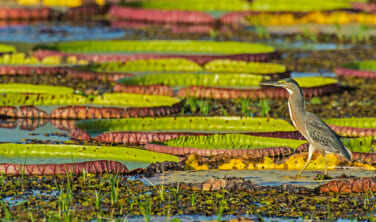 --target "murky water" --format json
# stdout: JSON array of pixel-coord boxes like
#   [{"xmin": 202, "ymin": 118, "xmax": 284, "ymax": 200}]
[{"xmin": 136, "ymin": 169, "xmax": 376, "ymax": 188}]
